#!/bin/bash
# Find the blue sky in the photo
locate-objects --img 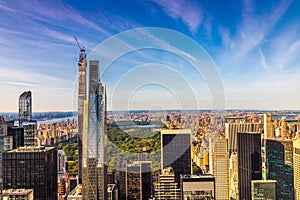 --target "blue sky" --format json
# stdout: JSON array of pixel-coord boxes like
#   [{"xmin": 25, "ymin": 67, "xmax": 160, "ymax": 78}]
[{"xmin": 1, "ymin": 0, "xmax": 300, "ymax": 111}]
